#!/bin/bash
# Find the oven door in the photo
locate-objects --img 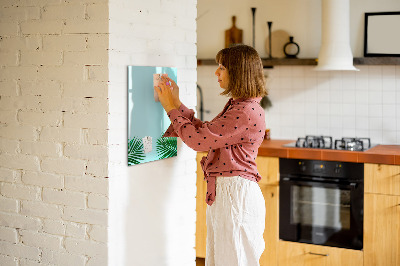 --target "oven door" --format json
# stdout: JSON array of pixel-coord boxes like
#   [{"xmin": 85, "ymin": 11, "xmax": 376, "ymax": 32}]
[{"xmin": 279, "ymin": 177, "xmax": 363, "ymax": 250}]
